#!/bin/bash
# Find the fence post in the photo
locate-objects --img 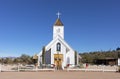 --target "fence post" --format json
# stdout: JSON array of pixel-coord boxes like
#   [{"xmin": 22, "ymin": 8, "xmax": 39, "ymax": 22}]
[
  {"xmin": 0, "ymin": 64, "xmax": 1, "ymax": 72},
  {"xmin": 54, "ymin": 67, "xmax": 55, "ymax": 72},
  {"xmin": 85, "ymin": 67, "xmax": 87, "ymax": 72},
  {"xmin": 102, "ymin": 65, "xmax": 104, "ymax": 72},
  {"xmin": 35, "ymin": 66, "xmax": 37, "ymax": 72},
  {"xmin": 18, "ymin": 64, "xmax": 19, "ymax": 72}
]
